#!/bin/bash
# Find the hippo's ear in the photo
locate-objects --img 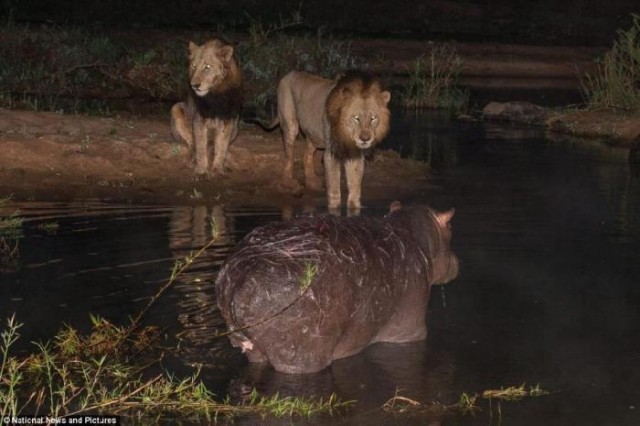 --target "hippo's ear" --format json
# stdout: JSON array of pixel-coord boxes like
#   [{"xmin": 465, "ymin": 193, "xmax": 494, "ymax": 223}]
[
  {"xmin": 388, "ymin": 201, "xmax": 402, "ymax": 214},
  {"xmin": 435, "ymin": 208, "xmax": 455, "ymax": 228}
]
